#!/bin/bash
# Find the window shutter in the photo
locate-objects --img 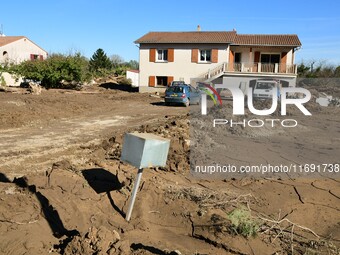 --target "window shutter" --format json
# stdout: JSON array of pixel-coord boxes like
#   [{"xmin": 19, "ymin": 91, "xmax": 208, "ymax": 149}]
[
  {"xmin": 148, "ymin": 76, "xmax": 156, "ymax": 87},
  {"xmin": 211, "ymin": 49, "xmax": 218, "ymax": 63},
  {"xmin": 253, "ymin": 52, "xmax": 261, "ymax": 72},
  {"xmin": 30, "ymin": 54, "xmax": 34, "ymax": 60},
  {"xmin": 254, "ymin": 51, "xmax": 260, "ymax": 63},
  {"xmin": 40, "ymin": 55, "xmax": 44, "ymax": 61},
  {"xmin": 228, "ymin": 50, "xmax": 234, "ymax": 71},
  {"xmin": 149, "ymin": 48, "xmax": 156, "ymax": 62},
  {"xmin": 167, "ymin": 76, "xmax": 174, "ymax": 86},
  {"xmin": 191, "ymin": 49, "xmax": 198, "ymax": 63},
  {"xmin": 281, "ymin": 52, "xmax": 287, "ymax": 64},
  {"xmin": 280, "ymin": 52, "xmax": 287, "ymax": 73},
  {"xmin": 168, "ymin": 48, "xmax": 174, "ymax": 62}
]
